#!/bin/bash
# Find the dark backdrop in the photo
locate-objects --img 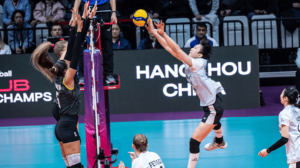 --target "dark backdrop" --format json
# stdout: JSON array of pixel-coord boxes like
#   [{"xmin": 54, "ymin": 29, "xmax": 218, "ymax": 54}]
[{"xmin": 0, "ymin": 46, "xmax": 259, "ymax": 118}]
